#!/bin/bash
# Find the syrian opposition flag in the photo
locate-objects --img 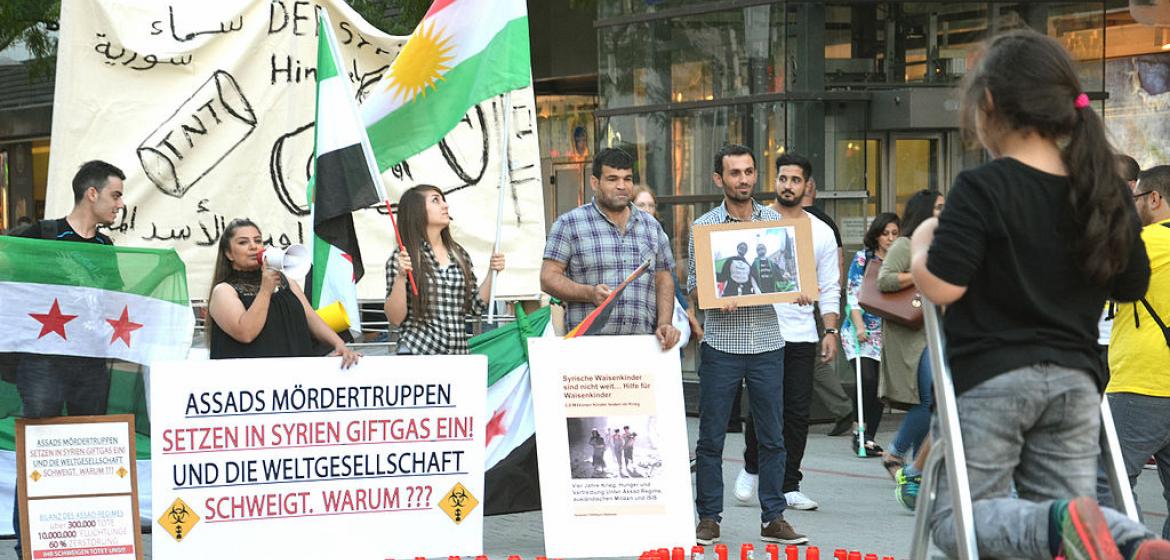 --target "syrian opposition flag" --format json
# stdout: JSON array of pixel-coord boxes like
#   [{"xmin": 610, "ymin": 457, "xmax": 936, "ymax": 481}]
[
  {"xmin": 472, "ymin": 305, "xmax": 551, "ymax": 515},
  {"xmin": 361, "ymin": 0, "xmax": 531, "ymax": 170},
  {"xmin": 307, "ymin": 13, "xmax": 385, "ymax": 335},
  {"xmin": 0, "ymin": 236, "xmax": 192, "ymax": 365},
  {"xmin": 0, "ymin": 236, "xmax": 189, "ymax": 536},
  {"xmin": 564, "ymin": 258, "xmax": 652, "ymax": 338}
]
